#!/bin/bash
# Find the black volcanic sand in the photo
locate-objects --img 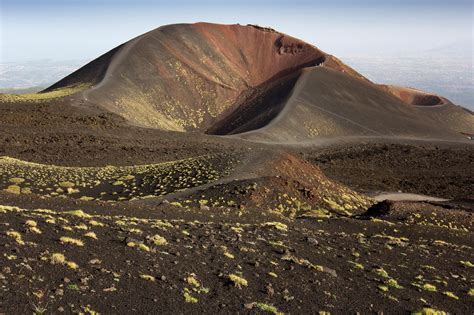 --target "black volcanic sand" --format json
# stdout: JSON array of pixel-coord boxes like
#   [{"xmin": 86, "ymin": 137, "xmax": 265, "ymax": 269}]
[
  {"xmin": 0, "ymin": 128, "xmax": 473, "ymax": 313},
  {"xmin": 0, "ymin": 192, "xmax": 473, "ymax": 314},
  {"xmin": 0, "ymin": 100, "xmax": 473, "ymax": 313},
  {"xmin": 302, "ymin": 141, "xmax": 474, "ymax": 200}
]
